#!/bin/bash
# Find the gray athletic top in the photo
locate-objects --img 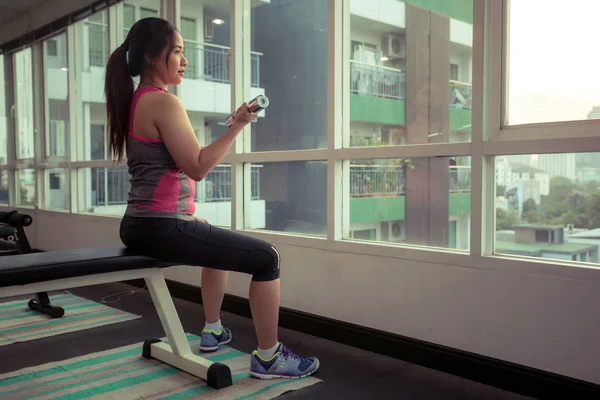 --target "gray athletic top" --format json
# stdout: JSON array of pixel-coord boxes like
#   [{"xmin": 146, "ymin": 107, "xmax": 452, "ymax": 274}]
[{"xmin": 124, "ymin": 86, "xmax": 195, "ymax": 221}]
